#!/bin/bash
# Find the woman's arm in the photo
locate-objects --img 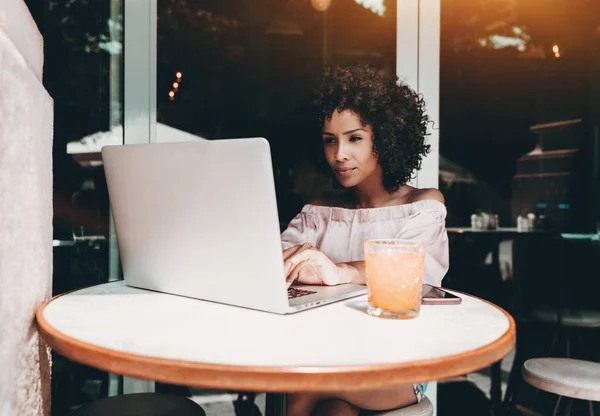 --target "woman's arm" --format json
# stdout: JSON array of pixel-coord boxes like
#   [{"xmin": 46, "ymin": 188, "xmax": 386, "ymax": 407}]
[{"xmin": 336, "ymin": 261, "xmax": 366, "ymax": 285}]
